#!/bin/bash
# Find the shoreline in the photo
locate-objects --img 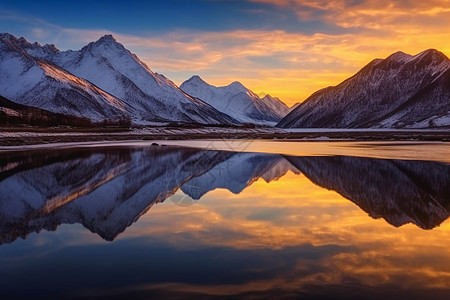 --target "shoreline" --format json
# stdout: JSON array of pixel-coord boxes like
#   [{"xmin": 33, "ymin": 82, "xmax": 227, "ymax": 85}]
[
  {"xmin": 1, "ymin": 139, "xmax": 449, "ymax": 164},
  {"xmin": 0, "ymin": 126, "xmax": 449, "ymax": 147}
]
